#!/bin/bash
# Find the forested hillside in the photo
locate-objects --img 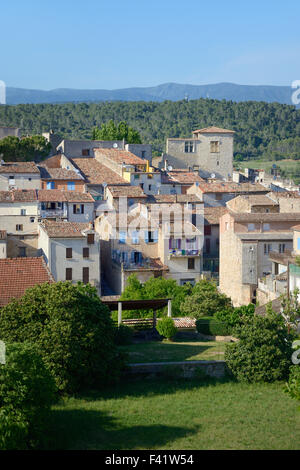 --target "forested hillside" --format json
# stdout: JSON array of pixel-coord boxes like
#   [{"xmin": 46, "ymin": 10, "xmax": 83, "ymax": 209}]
[{"xmin": 0, "ymin": 99, "xmax": 300, "ymax": 159}]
